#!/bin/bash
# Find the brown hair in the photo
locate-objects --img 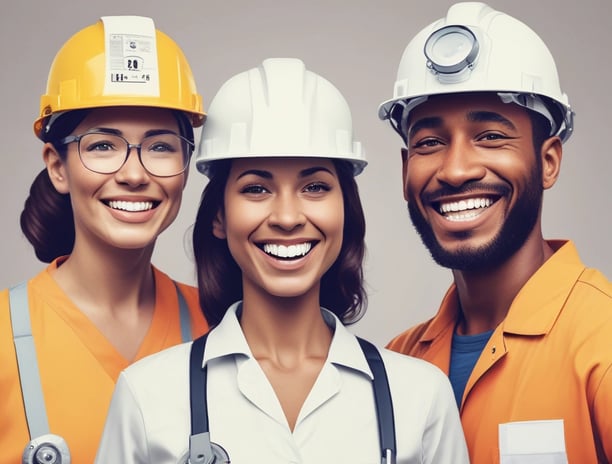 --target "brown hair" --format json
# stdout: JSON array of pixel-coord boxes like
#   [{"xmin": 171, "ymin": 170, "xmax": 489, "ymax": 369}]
[
  {"xmin": 193, "ymin": 159, "xmax": 367, "ymax": 327},
  {"xmin": 20, "ymin": 109, "xmax": 195, "ymax": 263}
]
